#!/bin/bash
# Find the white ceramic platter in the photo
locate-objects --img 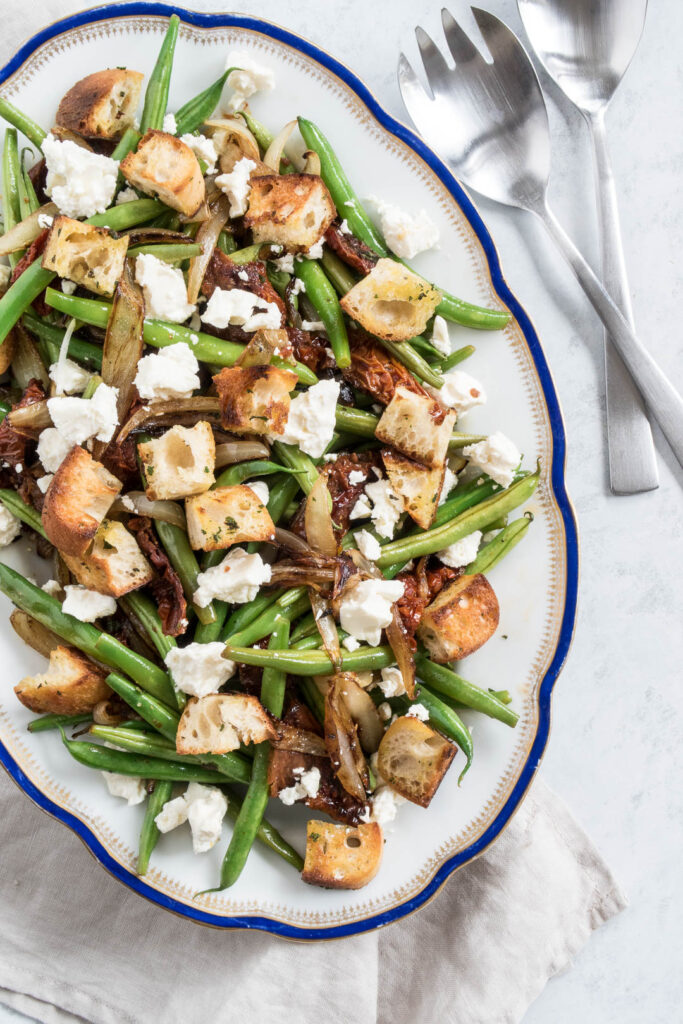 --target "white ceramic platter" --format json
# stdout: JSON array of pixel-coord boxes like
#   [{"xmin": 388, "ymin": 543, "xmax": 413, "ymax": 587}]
[{"xmin": 0, "ymin": 4, "xmax": 578, "ymax": 939}]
